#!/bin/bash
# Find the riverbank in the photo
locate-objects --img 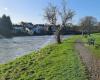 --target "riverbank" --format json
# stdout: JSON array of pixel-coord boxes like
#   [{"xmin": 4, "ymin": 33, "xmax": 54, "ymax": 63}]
[{"xmin": 0, "ymin": 36, "xmax": 88, "ymax": 80}]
